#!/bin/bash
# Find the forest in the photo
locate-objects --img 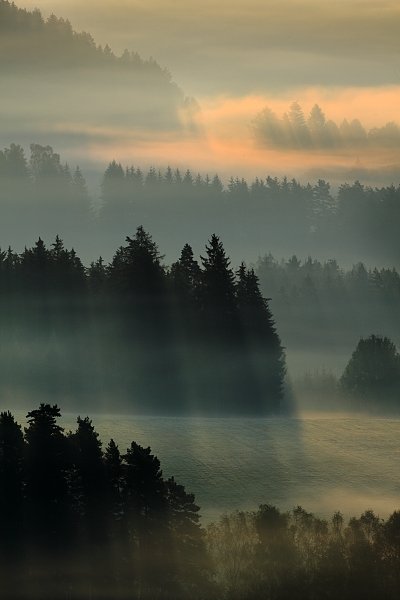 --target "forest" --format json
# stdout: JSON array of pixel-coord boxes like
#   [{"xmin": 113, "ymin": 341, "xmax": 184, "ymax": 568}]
[
  {"xmin": 0, "ymin": 228, "xmax": 286, "ymax": 414},
  {"xmin": 253, "ymin": 101, "xmax": 400, "ymax": 151},
  {"xmin": 2, "ymin": 1, "xmax": 400, "ymax": 598},
  {"xmin": 0, "ymin": 0, "xmax": 193, "ymax": 161},
  {"xmin": 1, "ymin": 404, "xmax": 400, "ymax": 600},
  {"xmin": 0, "ymin": 226, "xmax": 398, "ymax": 413},
  {"xmin": 0, "ymin": 143, "xmax": 399, "ymax": 267},
  {"xmin": 1, "ymin": 141, "xmax": 400, "ymax": 412}
]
